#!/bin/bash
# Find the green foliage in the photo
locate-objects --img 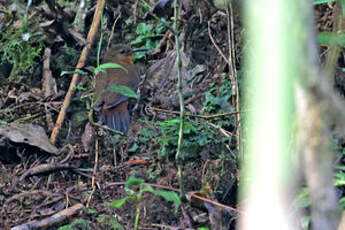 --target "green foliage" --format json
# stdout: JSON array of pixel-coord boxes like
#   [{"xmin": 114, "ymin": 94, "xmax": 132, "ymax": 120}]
[
  {"xmin": 108, "ymin": 85, "xmax": 138, "ymax": 99},
  {"xmin": 313, "ymin": 0, "xmax": 335, "ymax": 4},
  {"xmin": 57, "ymin": 219, "xmax": 90, "ymax": 230},
  {"xmin": 96, "ymin": 214, "xmax": 124, "ymax": 230},
  {"xmin": 152, "ymin": 189, "xmax": 180, "ymax": 212},
  {"xmin": 93, "ymin": 62, "xmax": 128, "ymax": 75},
  {"xmin": 294, "ymin": 188, "xmax": 311, "ymax": 209},
  {"xmin": 138, "ymin": 117, "xmax": 230, "ymax": 160},
  {"xmin": 60, "ymin": 69, "xmax": 88, "ymax": 77},
  {"xmin": 138, "ymin": 127, "xmax": 156, "ymax": 143},
  {"xmin": 128, "ymin": 143, "xmax": 139, "ymax": 152},
  {"xmin": 1, "ymin": 29, "xmax": 44, "ymax": 76},
  {"xmin": 137, "ymin": 76, "xmax": 234, "ymax": 160},
  {"xmin": 317, "ymin": 32, "xmax": 345, "ymax": 46},
  {"xmin": 109, "ymin": 176, "xmax": 180, "ymax": 230},
  {"xmin": 292, "ymin": 188, "xmax": 311, "ymax": 230},
  {"xmin": 203, "ymin": 77, "xmax": 233, "ymax": 113},
  {"xmin": 87, "ymin": 208, "xmax": 97, "ymax": 214},
  {"xmin": 131, "ymin": 19, "xmax": 171, "ymax": 60}
]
